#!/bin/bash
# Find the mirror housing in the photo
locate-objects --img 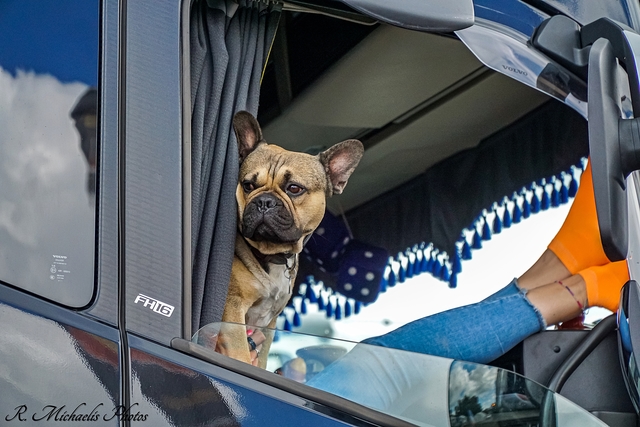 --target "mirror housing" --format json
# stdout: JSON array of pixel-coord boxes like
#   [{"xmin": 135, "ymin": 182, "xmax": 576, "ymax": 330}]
[
  {"xmin": 340, "ymin": 0, "xmax": 474, "ymax": 32},
  {"xmin": 587, "ymin": 26, "xmax": 640, "ymax": 262},
  {"xmin": 587, "ymin": 38, "xmax": 629, "ymax": 261}
]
